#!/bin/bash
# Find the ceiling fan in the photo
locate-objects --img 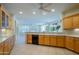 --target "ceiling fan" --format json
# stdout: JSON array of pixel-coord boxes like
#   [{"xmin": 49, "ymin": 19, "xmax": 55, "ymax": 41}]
[{"xmin": 39, "ymin": 3, "xmax": 53, "ymax": 12}]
